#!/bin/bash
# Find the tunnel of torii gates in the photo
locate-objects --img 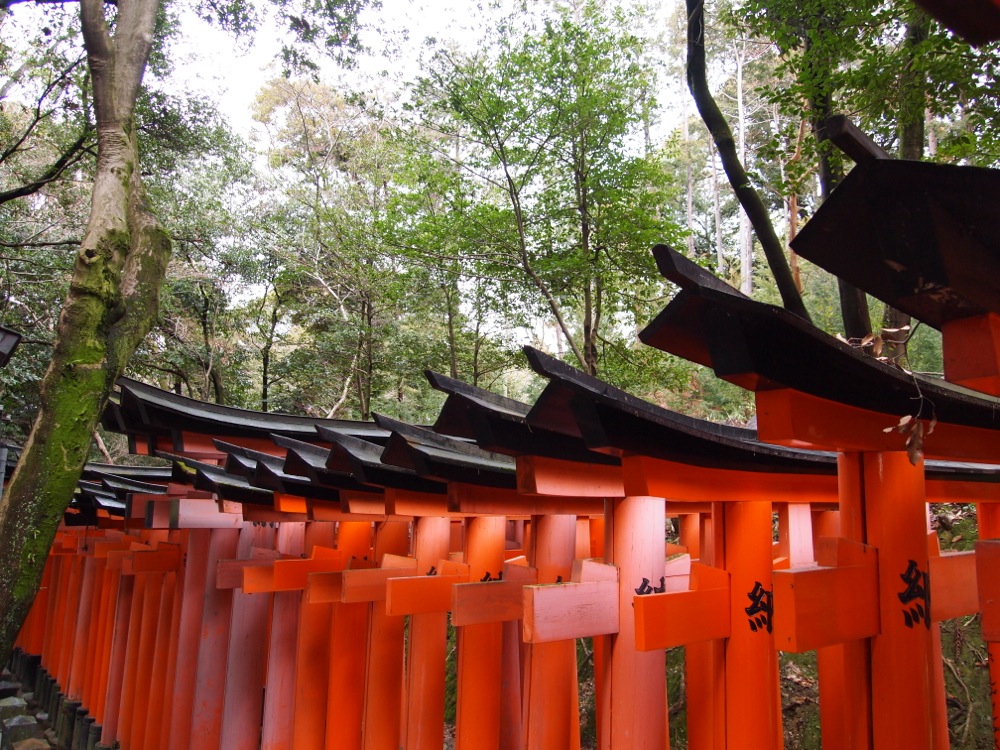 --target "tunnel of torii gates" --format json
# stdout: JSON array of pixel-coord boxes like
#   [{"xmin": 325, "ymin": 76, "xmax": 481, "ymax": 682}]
[{"xmin": 10, "ymin": 129, "xmax": 1000, "ymax": 750}]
